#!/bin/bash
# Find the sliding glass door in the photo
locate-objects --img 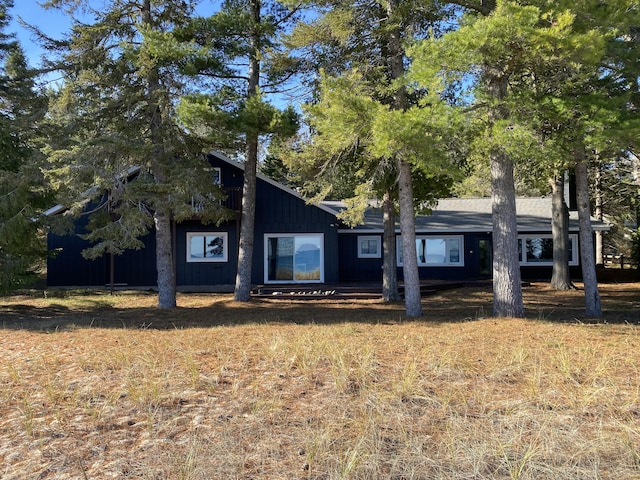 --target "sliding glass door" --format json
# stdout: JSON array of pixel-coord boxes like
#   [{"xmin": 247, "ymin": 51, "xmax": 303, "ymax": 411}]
[{"xmin": 265, "ymin": 234, "xmax": 323, "ymax": 283}]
